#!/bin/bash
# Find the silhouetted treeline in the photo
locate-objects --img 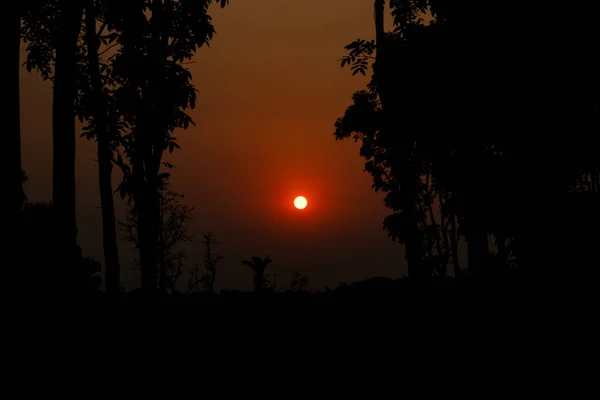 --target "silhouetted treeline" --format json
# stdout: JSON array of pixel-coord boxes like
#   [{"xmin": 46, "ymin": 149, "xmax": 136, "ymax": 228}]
[
  {"xmin": 90, "ymin": 273, "xmax": 528, "ymax": 303},
  {"xmin": 16, "ymin": 1, "xmax": 229, "ymax": 294},
  {"xmin": 12, "ymin": 1, "xmax": 599, "ymax": 297},
  {"xmin": 335, "ymin": 0, "xmax": 599, "ymax": 284}
]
